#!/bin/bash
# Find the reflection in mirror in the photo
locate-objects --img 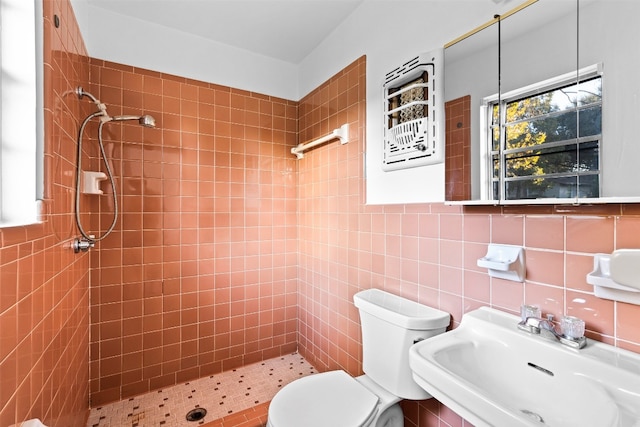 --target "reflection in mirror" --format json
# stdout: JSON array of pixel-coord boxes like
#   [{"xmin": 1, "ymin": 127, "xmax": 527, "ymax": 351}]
[
  {"xmin": 579, "ymin": 0, "xmax": 640, "ymax": 199},
  {"xmin": 490, "ymin": 70, "xmax": 601, "ymax": 200},
  {"xmin": 444, "ymin": 20, "xmax": 498, "ymax": 201},
  {"xmin": 495, "ymin": 0, "xmax": 580, "ymax": 202},
  {"xmin": 499, "ymin": 0, "xmax": 577, "ymax": 95},
  {"xmin": 445, "ymin": 0, "xmax": 640, "ymax": 204}
]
